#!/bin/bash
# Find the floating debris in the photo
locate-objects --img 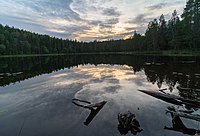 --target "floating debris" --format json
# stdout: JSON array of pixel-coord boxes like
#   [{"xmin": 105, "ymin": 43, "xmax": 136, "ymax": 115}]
[
  {"xmin": 12, "ymin": 72, "xmax": 23, "ymax": 76},
  {"xmin": 177, "ymin": 73, "xmax": 183, "ymax": 76},
  {"xmin": 155, "ymin": 63, "xmax": 164, "ymax": 66},
  {"xmin": 181, "ymin": 61, "xmax": 196, "ymax": 64},
  {"xmin": 118, "ymin": 111, "xmax": 143, "ymax": 135},
  {"xmin": 5, "ymin": 73, "xmax": 12, "ymax": 76},
  {"xmin": 186, "ymin": 75, "xmax": 190, "ymax": 77},
  {"xmin": 172, "ymin": 72, "xmax": 178, "ymax": 75},
  {"xmin": 144, "ymin": 62, "xmax": 152, "ymax": 65}
]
